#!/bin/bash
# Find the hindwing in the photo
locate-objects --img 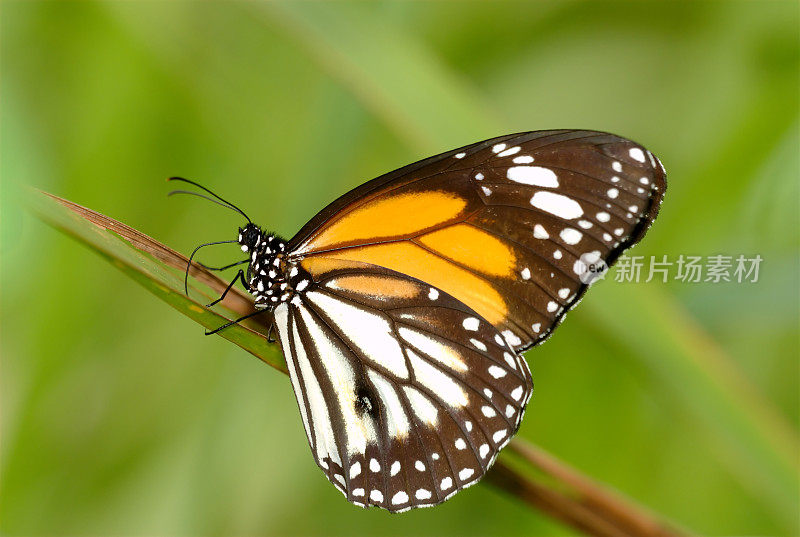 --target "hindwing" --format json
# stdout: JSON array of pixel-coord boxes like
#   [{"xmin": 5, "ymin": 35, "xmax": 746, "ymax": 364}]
[{"xmin": 273, "ymin": 263, "xmax": 532, "ymax": 512}]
